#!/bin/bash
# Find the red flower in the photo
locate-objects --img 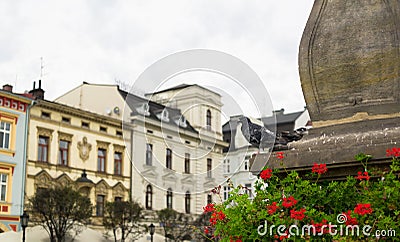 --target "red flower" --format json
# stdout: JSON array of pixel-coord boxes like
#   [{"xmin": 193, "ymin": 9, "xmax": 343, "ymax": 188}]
[
  {"xmin": 386, "ymin": 147, "xmax": 400, "ymax": 157},
  {"xmin": 290, "ymin": 208, "xmax": 306, "ymax": 220},
  {"xmin": 343, "ymin": 210, "xmax": 358, "ymax": 225},
  {"xmin": 267, "ymin": 202, "xmax": 279, "ymax": 215},
  {"xmin": 312, "ymin": 163, "xmax": 328, "ymax": 174},
  {"xmin": 203, "ymin": 203, "xmax": 215, "ymax": 213},
  {"xmin": 209, "ymin": 211, "xmax": 226, "ymax": 225},
  {"xmin": 276, "ymin": 152, "xmax": 284, "ymax": 160},
  {"xmin": 282, "ymin": 196, "xmax": 297, "ymax": 208},
  {"xmin": 354, "ymin": 203, "xmax": 373, "ymax": 216},
  {"xmin": 204, "ymin": 227, "xmax": 210, "ymax": 234},
  {"xmin": 356, "ymin": 171, "xmax": 370, "ymax": 181},
  {"xmin": 311, "ymin": 219, "xmax": 329, "ymax": 234},
  {"xmin": 260, "ymin": 168, "xmax": 273, "ymax": 180},
  {"xmin": 229, "ymin": 237, "xmax": 242, "ymax": 242}
]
